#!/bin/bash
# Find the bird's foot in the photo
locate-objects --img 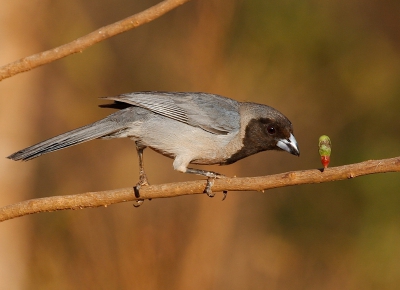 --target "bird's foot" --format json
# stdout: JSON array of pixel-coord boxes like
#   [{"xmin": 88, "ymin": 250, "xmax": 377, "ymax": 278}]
[
  {"xmin": 133, "ymin": 177, "xmax": 150, "ymax": 207},
  {"xmin": 204, "ymin": 177, "xmax": 216, "ymax": 198},
  {"xmin": 202, "ymin": 172, "xmax": 227, "ymax": 200}
]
